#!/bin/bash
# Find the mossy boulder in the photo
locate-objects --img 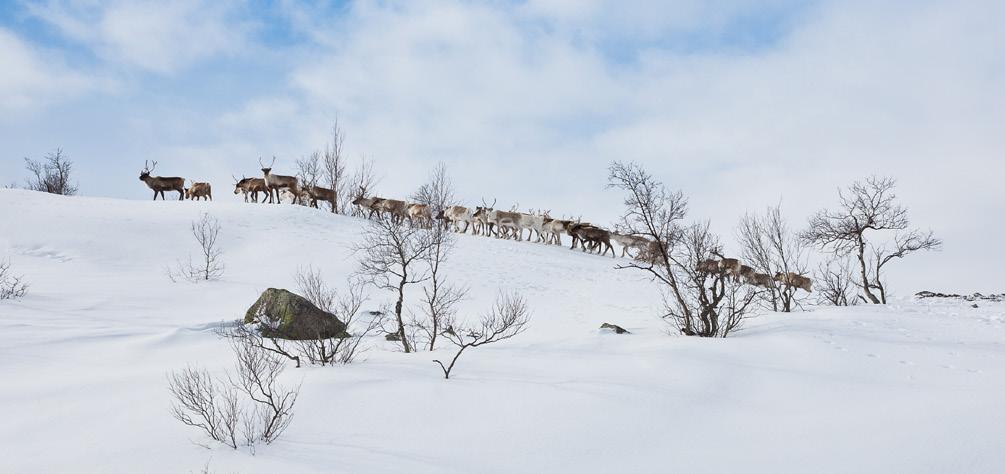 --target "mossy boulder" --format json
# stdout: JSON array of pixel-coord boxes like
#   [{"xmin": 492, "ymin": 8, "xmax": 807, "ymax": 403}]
[{"xmin": 245, "ymin": 288, "xmax": 349, "ymax": 340}]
